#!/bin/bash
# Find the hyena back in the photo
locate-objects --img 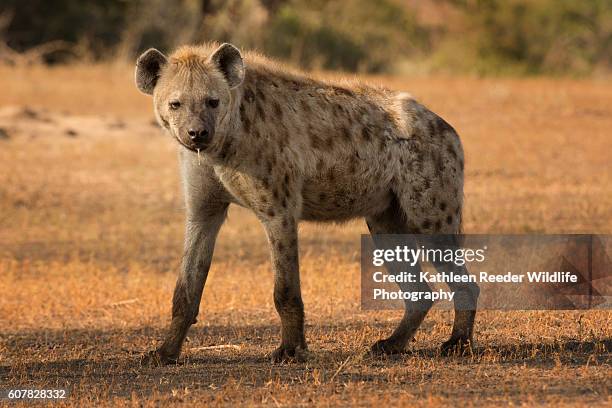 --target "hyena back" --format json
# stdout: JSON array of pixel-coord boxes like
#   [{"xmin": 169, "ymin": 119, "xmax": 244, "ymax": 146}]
[{"xmin": 135, "ymin": 42, "xmax": 478, "ymax": 364}]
